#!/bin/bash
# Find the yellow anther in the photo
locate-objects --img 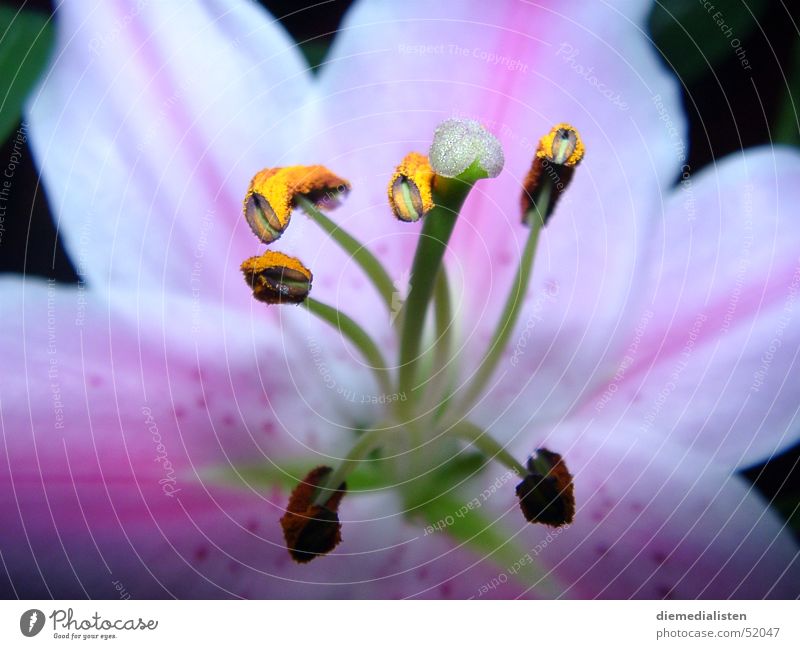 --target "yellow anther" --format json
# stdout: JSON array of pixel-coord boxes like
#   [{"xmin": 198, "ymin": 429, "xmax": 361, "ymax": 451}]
[
  {"xmin": 240, "ymin": 250, "xmax": 312, "ymax": 305},
  {"xmin": 243, "ymin": 165, "xmax": 350, "ymax": 243},
  {"xmin": 521, "ymin": 123, "xmax": 584, "ymax": 224},
  {"xmin": 388, "ymin": 152, "xmax": 434, "ymax": 222},
  {"xmin": 536, "ymin": 123, "xmax": 584, "ymax": 167}
]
